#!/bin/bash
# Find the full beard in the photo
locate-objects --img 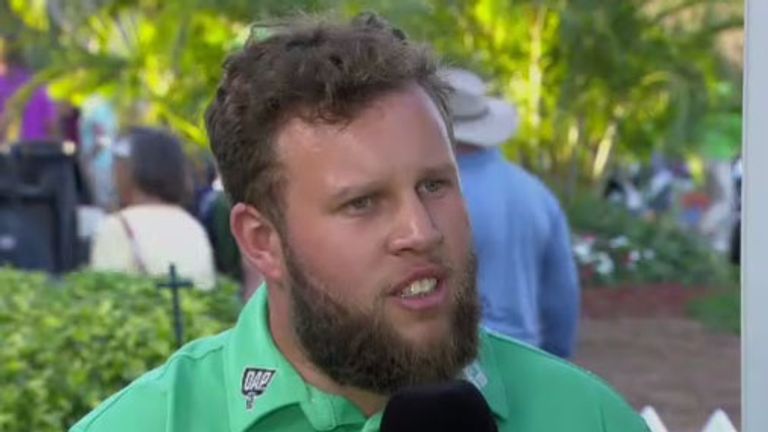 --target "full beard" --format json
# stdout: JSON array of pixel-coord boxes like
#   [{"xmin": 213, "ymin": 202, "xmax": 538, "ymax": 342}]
[{"xmin": 285, "ymin": 244, "xmax": 480, "ymax": 396}]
